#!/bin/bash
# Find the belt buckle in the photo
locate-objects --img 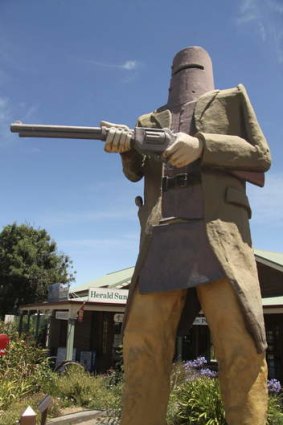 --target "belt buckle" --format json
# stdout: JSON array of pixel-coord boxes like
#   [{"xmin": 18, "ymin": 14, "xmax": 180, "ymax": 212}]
[{"xmin": 176, "ymin": 173, "xmax": 188, "ymax": 188}]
